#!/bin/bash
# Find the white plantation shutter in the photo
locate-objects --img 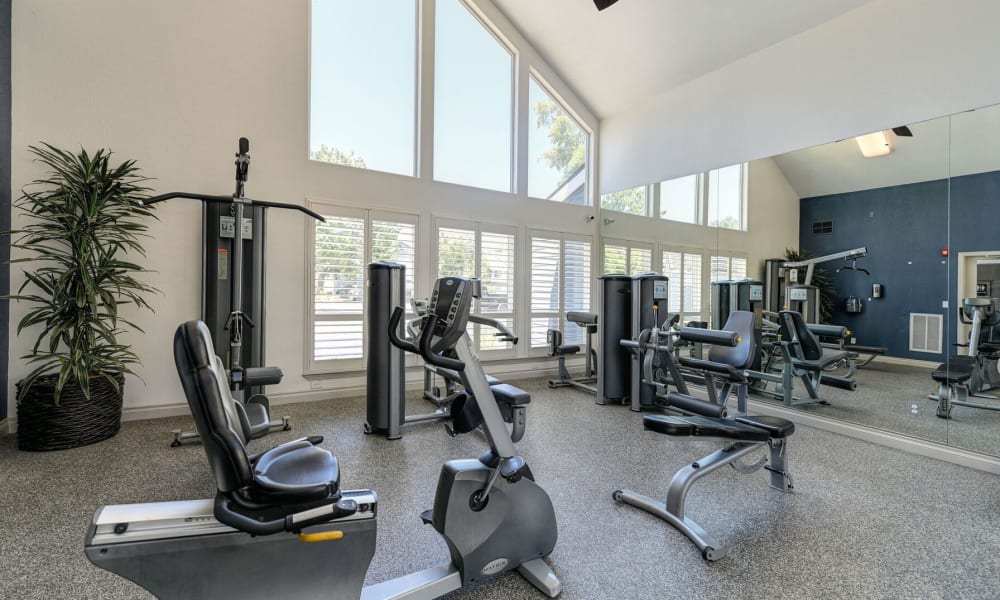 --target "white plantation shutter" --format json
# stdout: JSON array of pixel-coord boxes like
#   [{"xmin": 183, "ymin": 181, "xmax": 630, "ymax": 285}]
[
  {"xmin": 662, "ymin": 249, "xmax": 705, "ymax": 323},
  {"xmin": 710, "ymin": 255, "xmax": 730, "ymax": 282},
  {"xmin": 683, "ymin": 252, "xmax": 703, "ymax": 319},
  {"xmin": 434, "ymin": 220, "xmax": 517, "ymax": 354},
  {"xmin": 480, "ymin": 232, "xmax": 515, "ymax": 313},
  {"xmin": 663, "ymin": 251, "xmax": 682, "ymax": 314},
  {"xmin": 310, "ymin": 206, "xmax": 419, "ymax": 369},
  {"xmin": 562, "ymin": 238, "xmax": 591, "ymax": 345},
  {"xmin": 603, "ymin": 243, "xmax": 627, "ymax": 274},
  {"xmin": 438, "ymin": 226, "xmax": 477, "ymax": 278},
  {"xmin": 479, "ymin": 229, "xmax": 516, "ymax": 351},
  {"xmin": 314, "ymin": 213, "xmax": 365, "ymax": 360},
  {"xmin": 371, "ymin": 218, "xmax": 417, "ymax": 304},
  {"xmin": 531, "ymin": 236, "xmax": 562, "ymax": 347},
  {"xmin": 530, "ymin": 232, "xmax": 593, "ymax": 348},
  {"xmin": 731, "ymin": 256, "xmax": 748, "ymax": 280},
  {"xmin": 630, "ymin": 247, "xmax": 652, "ymax": 275}
]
